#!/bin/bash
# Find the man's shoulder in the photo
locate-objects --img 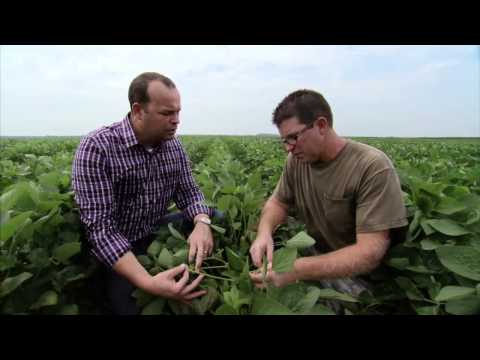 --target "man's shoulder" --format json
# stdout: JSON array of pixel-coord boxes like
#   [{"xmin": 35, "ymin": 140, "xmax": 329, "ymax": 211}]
[
  {"xmin": 80, "ymin": 121, "xmax": 123, "ymax": 148},
  {"xmin": 347, "ymin": 140, "xmax": 394, "ymax": 170}
]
